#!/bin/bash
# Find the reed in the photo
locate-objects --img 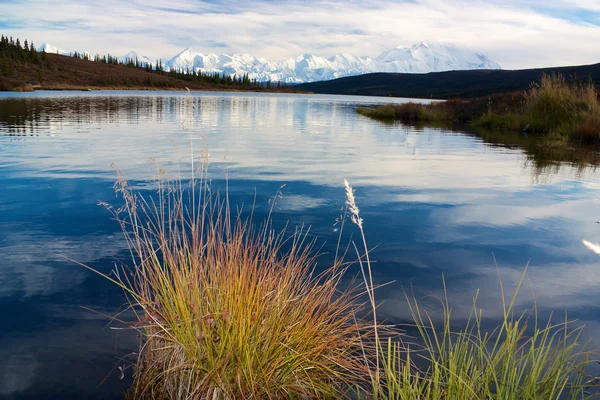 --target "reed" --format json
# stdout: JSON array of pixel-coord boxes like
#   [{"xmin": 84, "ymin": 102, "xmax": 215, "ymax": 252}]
[{"xmin": 340, "ymin": 182, "xmax": 594, "ymax": 399}]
